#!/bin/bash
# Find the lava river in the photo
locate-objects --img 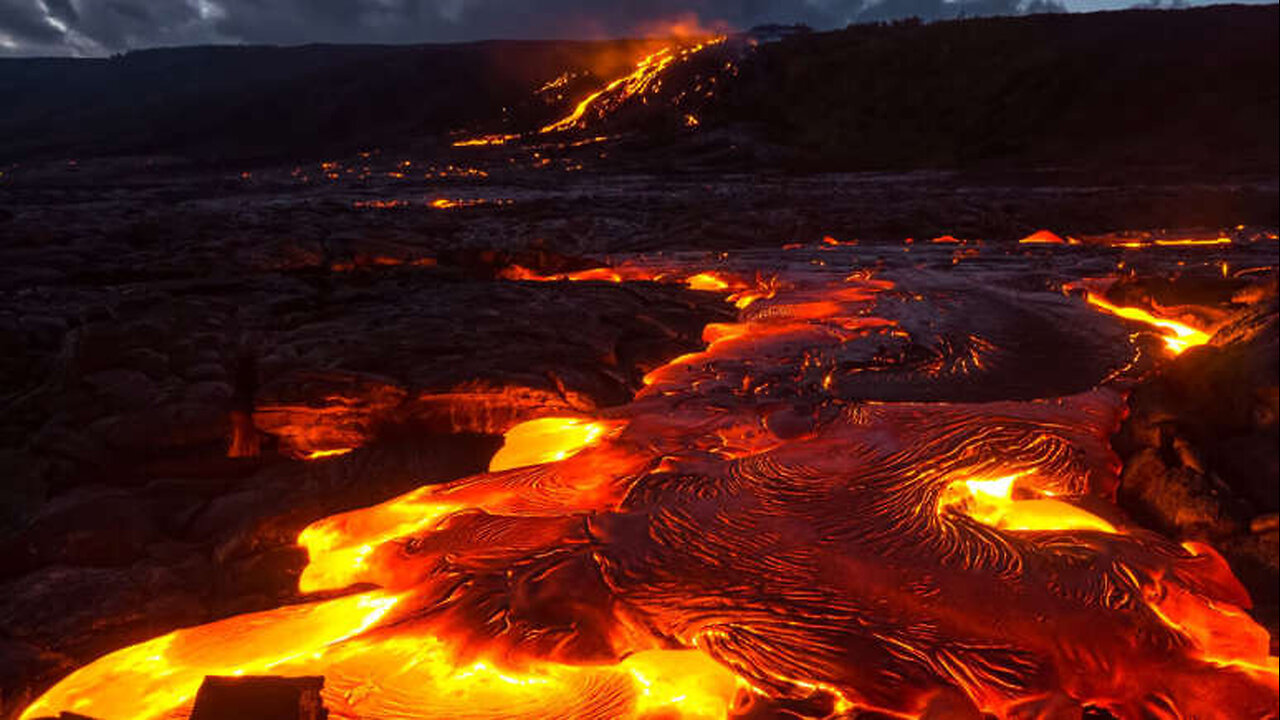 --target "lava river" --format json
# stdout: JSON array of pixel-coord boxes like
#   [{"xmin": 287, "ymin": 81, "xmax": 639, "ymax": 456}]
[{"xmin": 21, "ymin": 252, "xmax": 1279, "ymax": 720}]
